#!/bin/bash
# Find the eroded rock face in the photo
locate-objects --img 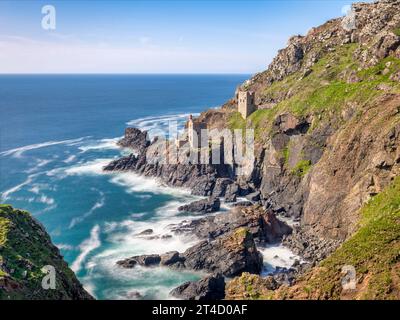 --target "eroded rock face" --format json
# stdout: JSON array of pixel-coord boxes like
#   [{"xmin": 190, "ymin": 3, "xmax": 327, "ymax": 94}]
[
  {"xmin": 170, "ymin": 273, "xmax": 225, "ymax": 300},
  {"xmin": 301, "ymin": 95, "xmax": 400, "ymax": 240}
]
